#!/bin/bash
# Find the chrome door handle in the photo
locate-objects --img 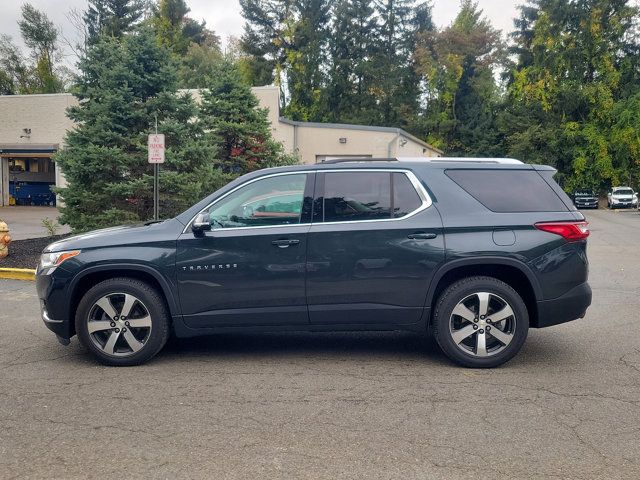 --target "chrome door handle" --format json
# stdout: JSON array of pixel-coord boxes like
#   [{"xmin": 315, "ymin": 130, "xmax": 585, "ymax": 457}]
[
  {"xmin": 272, "ymin": 239, "xmax": 300, "ymax": 248},
  {"xmin": 407, "ymin": 232, "xmax": 437, "ymax": 240}
]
